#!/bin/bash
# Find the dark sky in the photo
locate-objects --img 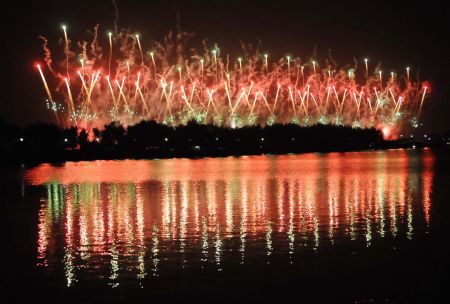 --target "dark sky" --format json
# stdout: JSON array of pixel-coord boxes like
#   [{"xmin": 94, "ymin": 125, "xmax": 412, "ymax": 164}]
[{"xmin": 3, "ymin": 0, "xmax": 450, "ymax": 132}]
